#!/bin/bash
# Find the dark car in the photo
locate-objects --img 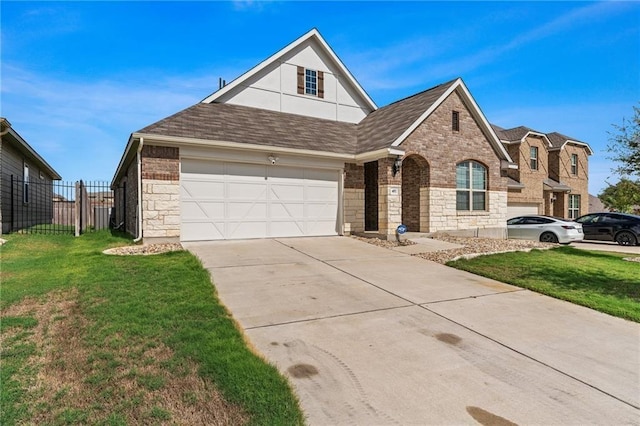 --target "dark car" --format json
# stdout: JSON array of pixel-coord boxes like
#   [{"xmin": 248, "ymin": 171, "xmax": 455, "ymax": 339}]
[{"xmin": 575, "ymin": 212, "xmax": 640, "ymax": 246}]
